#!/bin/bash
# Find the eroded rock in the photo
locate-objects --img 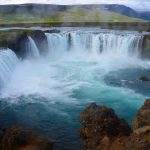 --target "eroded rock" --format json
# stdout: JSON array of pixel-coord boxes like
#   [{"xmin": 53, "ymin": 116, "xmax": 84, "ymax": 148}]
[
  {"xmin": 80, "ymin": 100, "xmax": 150, "ymax": 150},
  {"xmin": 0, "ymin": 29, "xmax": 49, "ymax": 59},
  {"xmin": 132, "ymin": 99, "xmax": 150, "ymax": 130},
  {"xmin": 0, "ymin": 127, "xmax": 53, "ymax": 150},
  {"xmin": 80, "ymin": 103, "xmax": 131, "ymax": 150},
  {"xmin": 31, "ymin": 30, "xmax": 48, "ymax": 56},
  {"xmin": 125, "ymin": 126, "xmax": 150, "ymax": 150}
]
